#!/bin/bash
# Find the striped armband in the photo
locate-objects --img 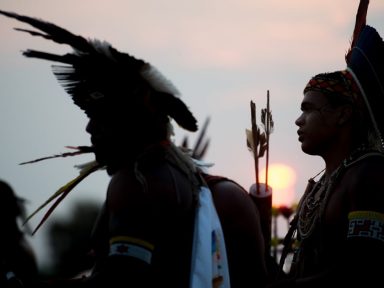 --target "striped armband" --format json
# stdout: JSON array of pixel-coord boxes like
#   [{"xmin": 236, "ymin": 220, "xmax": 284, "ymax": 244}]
[
  {"xmin": 347, "ymin": 211, "xmax": 384, "ymax": 243},
  {"xmin": 109, "ymin": 236, "xmax": 154, "ymax": 264}
]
